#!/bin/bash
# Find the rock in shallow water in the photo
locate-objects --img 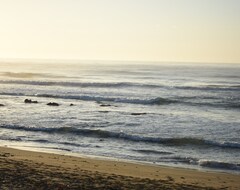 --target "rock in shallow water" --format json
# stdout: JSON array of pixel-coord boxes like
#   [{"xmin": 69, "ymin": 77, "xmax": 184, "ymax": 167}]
[
  {"xmin": 100, "ymin": 104, "xmax": 111, "ymax": 107},
  {"xmin": 24, "ymin": 99, "xmax": 38, "ymax": 103},
  {"xmin": 47, "ymin": 102, "xmax": 59, "ymax": 106},
  {"xmin": 131, "ymin": 113, "xmax": 147, "ymax": 116}
]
